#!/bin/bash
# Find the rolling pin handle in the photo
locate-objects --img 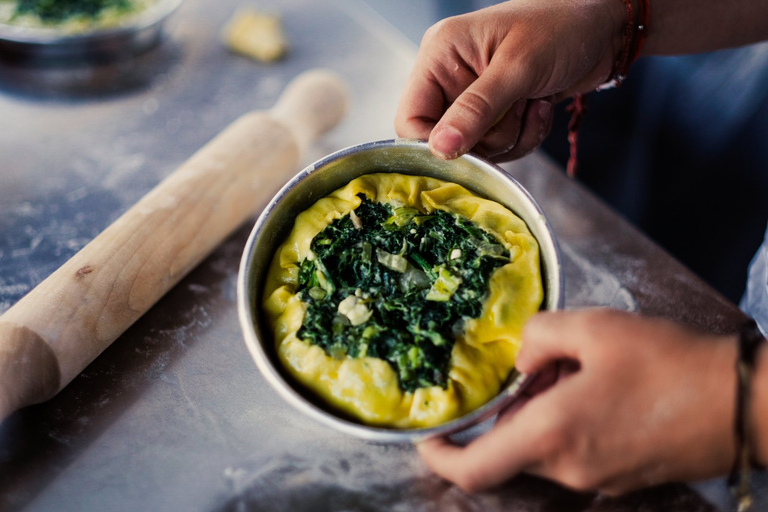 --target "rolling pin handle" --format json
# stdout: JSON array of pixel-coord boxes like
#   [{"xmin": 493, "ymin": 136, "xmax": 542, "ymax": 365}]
[{"xmin": 270, "ymin": 69, "xmax": 350, "ymax": 155}]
